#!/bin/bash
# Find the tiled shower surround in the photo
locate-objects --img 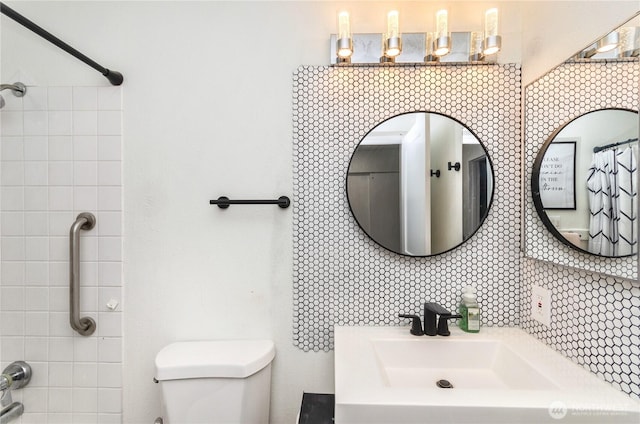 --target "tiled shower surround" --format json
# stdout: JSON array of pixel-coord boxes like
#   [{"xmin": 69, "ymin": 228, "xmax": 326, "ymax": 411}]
[{"xmin": 0, "ymin": 85, "xmax": 123, "ymax": 422}]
